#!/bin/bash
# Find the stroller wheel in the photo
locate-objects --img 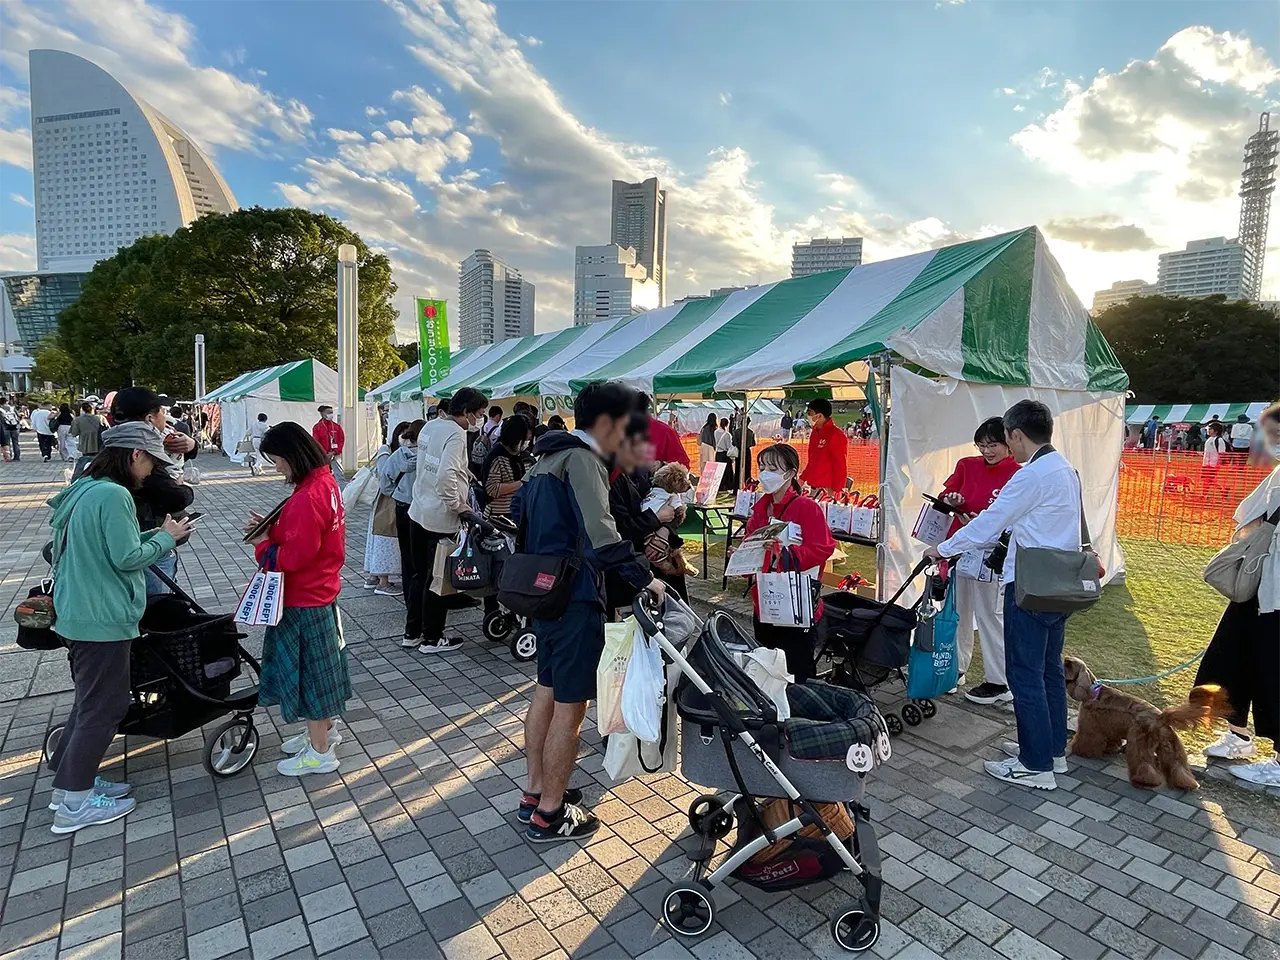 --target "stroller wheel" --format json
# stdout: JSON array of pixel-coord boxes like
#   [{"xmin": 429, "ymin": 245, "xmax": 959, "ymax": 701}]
[
  {"xmin": 204, "ymin": 717, "xmax": 258, "ymax": 777},
  {"xmin": 663, "ymin": 882, "xmax": 715, "ymax": 938},
  {"xmin": 885, "ymin": 714, "xmax": 903, "ymax": 736},
  {"xmin": 919, "ymin": 699, "xmax": 937, "ymax": 719},
  {"xmin": 832, "ymin": 909, "xmax": 880, "ymax": 952},
  {"xmin": 510, "ymin": 630, "xmax": 538, "ymax": 663},
  {"xmin": 482, "ymin": 610, "xmax": 513, "ymax": 642},
  {"xmin": 43, "ymin": 724, "xmax": 65, "ymax": 764},
  {"xmin": 688, "ymin": 794, "xmax": 733, "ymax": 840},
  {"xmin": 901, "ymin": 703, "xmax": 923, "ymax": 727}
]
